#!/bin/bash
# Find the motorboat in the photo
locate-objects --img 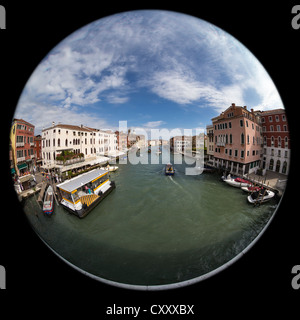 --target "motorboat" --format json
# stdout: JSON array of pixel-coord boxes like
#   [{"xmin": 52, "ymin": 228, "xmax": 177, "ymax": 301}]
[
  {"xmin": 247, "ymin": 188, "xmax": 275, "ymax": 204},
  {"xmin": 105, "ymin": 165, "xmax": 118, "ymax": 172},
  {"xmin": 165, "ymin": 163, "xmax": 175, "ymax": 176},
  {"xmin": 43, "ymin": 185, "xmax": 54, "ymax": 216},
  {"xmin": 224, "ymin": 177, "xmax": 252, "ymax": 188},
  {"xmin": 241, "ymin": 185, "xmax": 262, "ymax": 193}
]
